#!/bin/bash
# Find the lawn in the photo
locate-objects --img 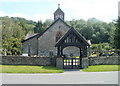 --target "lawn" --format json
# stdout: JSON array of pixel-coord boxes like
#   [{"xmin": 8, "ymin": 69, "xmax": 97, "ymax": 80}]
[
  {"xmin": 82, "ymin": 65, "xmax": 120, "ymax": 72},
  {"xmin": 0, "ymin": 65, "xmax": 64, "ymax": 73}
]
